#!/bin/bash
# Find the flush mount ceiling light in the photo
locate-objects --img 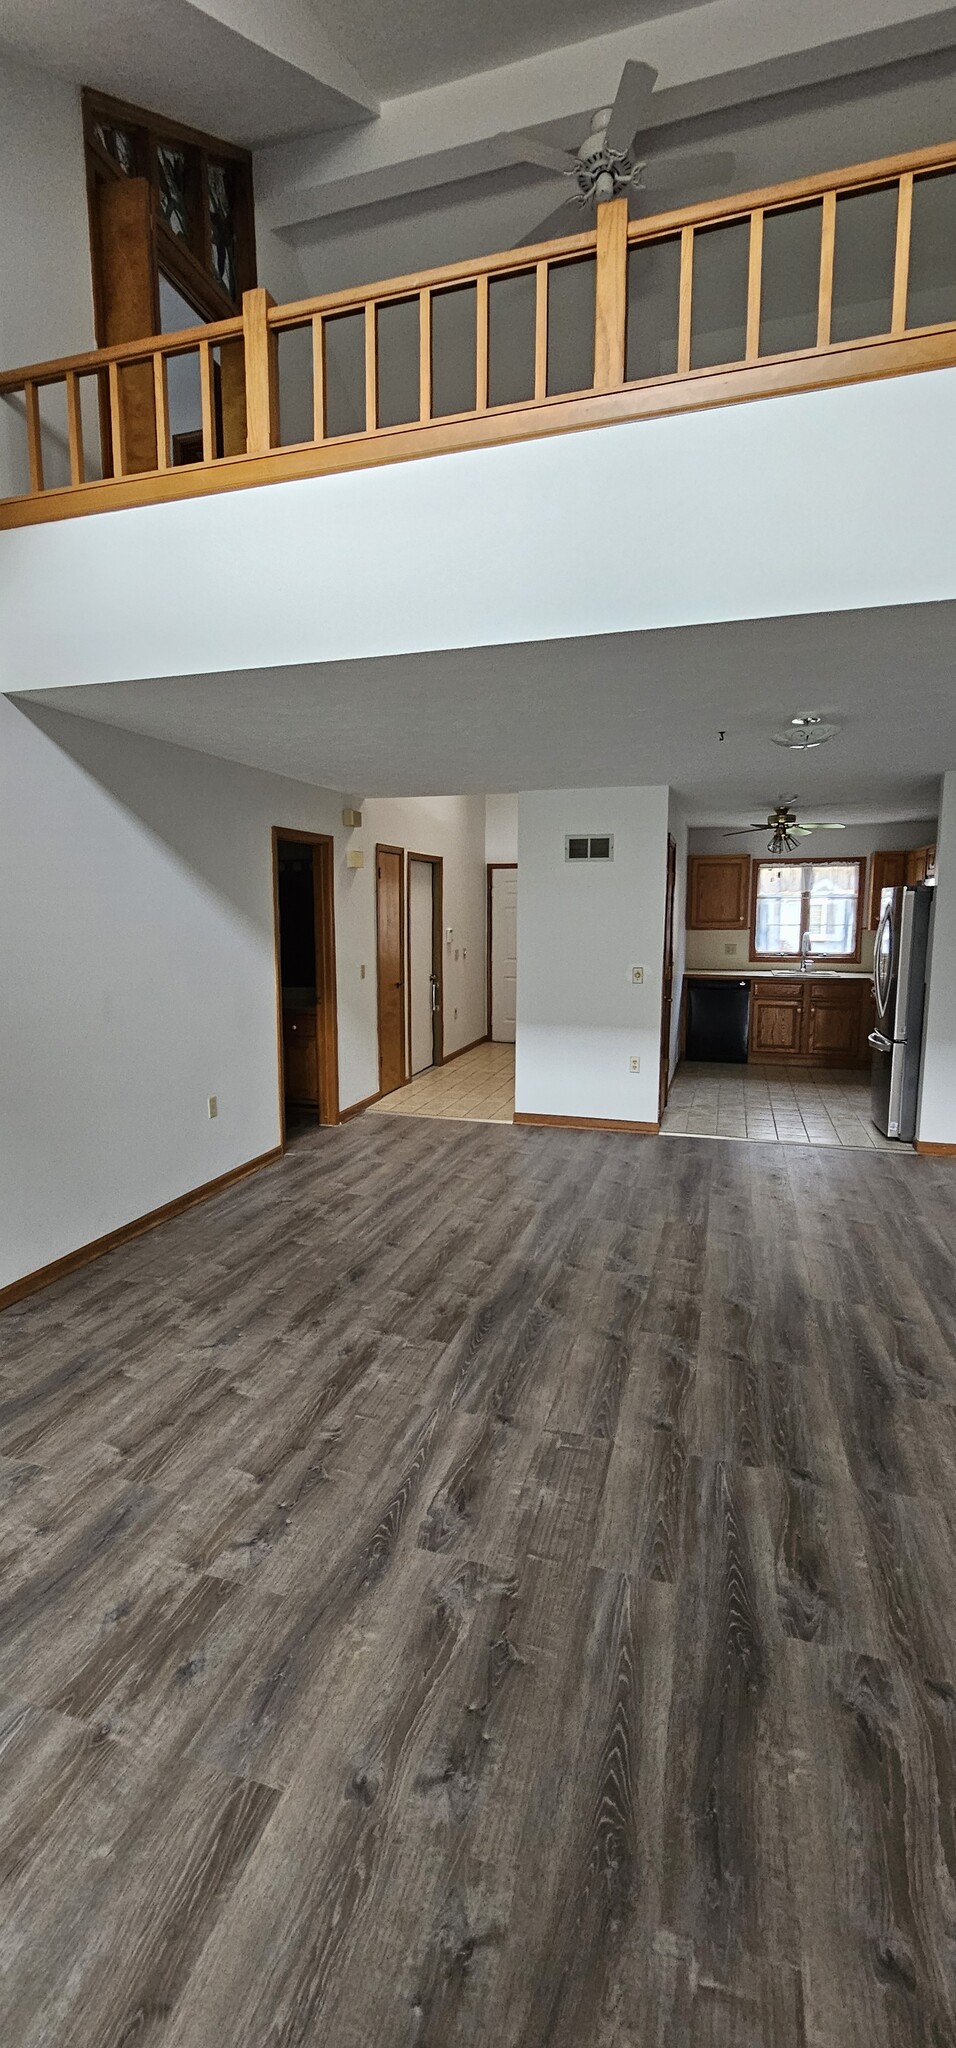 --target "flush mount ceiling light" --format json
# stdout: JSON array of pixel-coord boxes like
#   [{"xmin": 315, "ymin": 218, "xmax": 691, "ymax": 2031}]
[{"xmin": 771, "ymin": 715, "xmax": 840, "ymax": 750}]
